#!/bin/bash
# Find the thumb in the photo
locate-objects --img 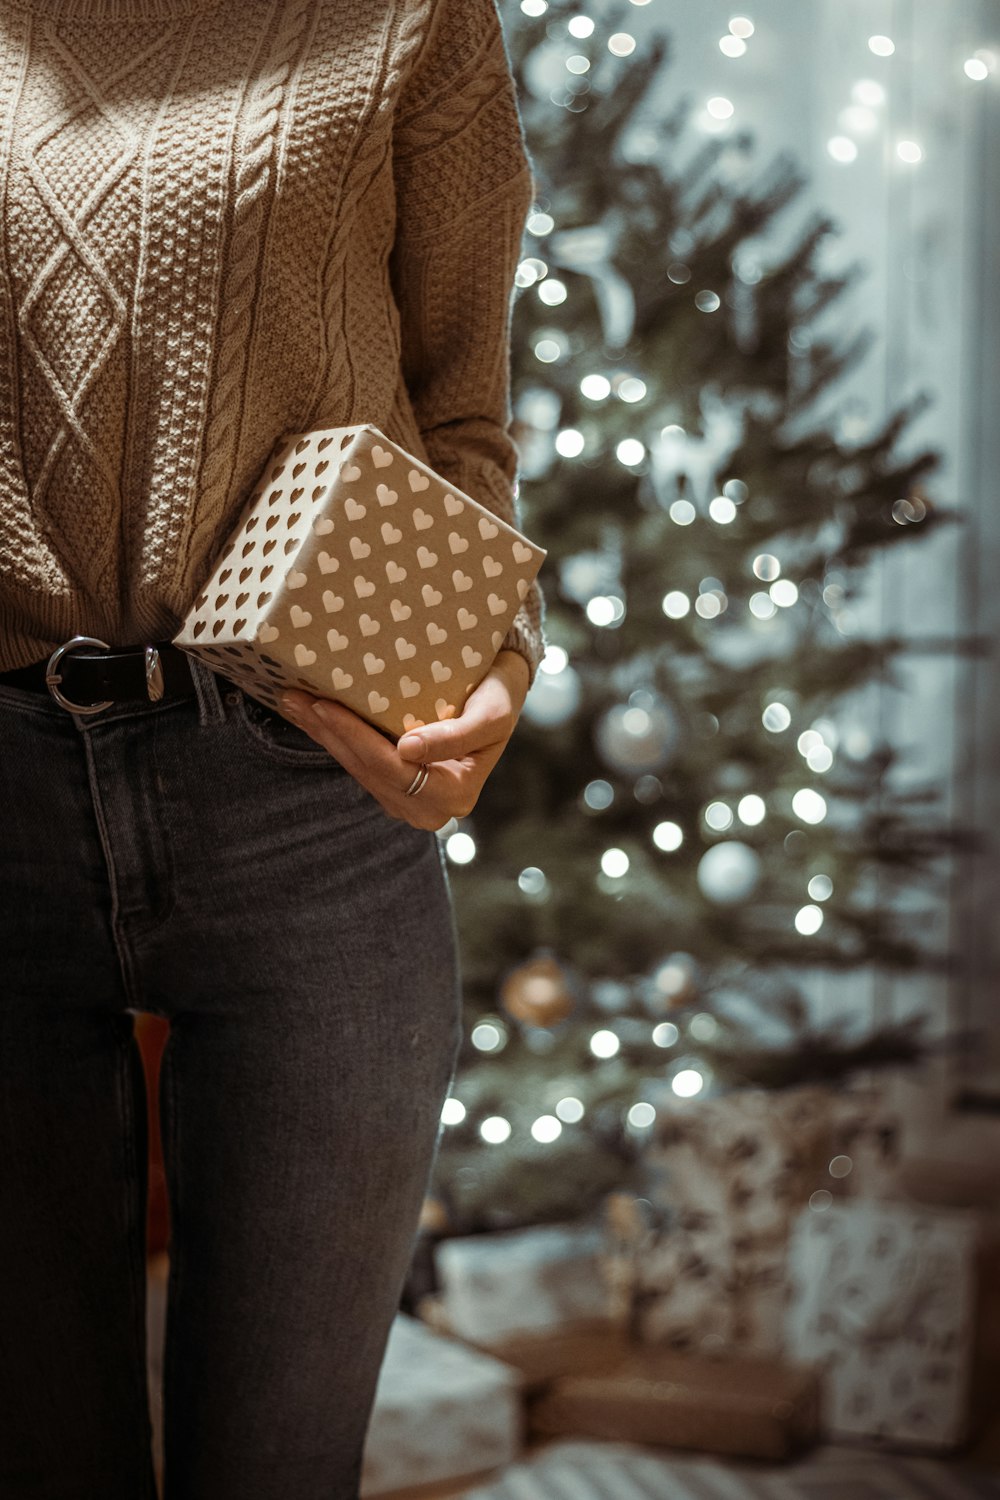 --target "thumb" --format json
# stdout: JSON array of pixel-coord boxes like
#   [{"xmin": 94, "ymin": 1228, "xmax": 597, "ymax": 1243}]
[{"xmin": 397, "ymin": 731, "xmax": 426, "ymax": 760}]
